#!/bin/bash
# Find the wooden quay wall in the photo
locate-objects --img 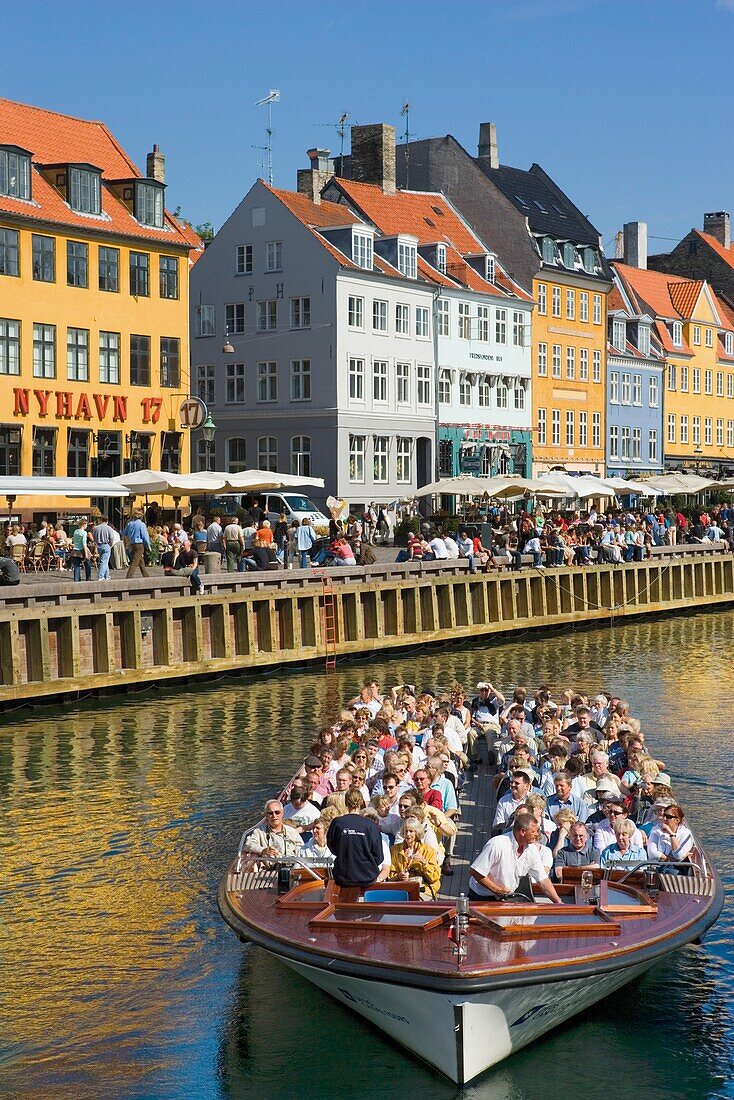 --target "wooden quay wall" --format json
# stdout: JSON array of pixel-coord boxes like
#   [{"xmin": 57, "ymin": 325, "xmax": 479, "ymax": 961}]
[{"xmin": 0, "ymin": 547, "xmax": 732, "ymax": 707}]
